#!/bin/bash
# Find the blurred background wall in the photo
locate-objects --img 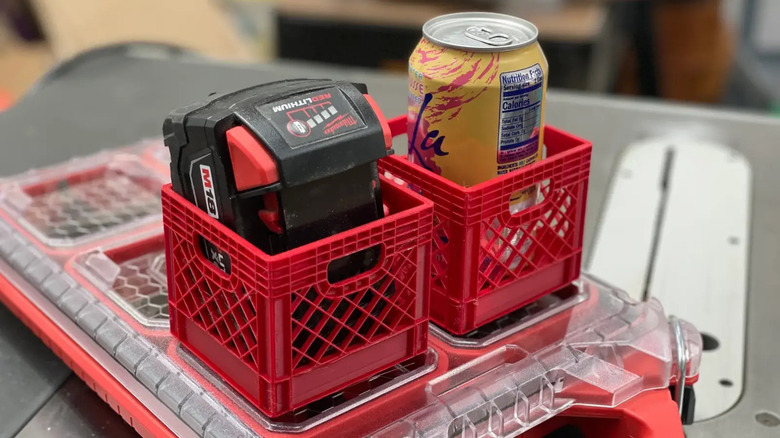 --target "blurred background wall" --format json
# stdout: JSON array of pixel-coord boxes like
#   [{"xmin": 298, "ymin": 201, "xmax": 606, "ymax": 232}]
[{"xmin": 0, "ymin": 0, "xmax": 776, "ymax": 112}]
